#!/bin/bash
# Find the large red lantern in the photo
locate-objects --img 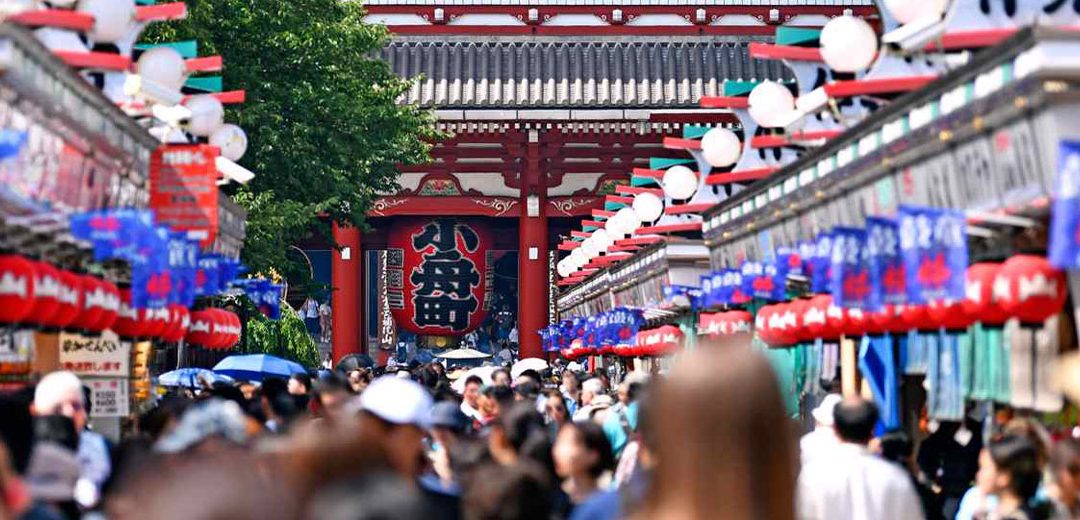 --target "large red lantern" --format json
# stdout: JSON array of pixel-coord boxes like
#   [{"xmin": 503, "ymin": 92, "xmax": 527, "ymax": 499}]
[
  {"xmin": 963, "ymin": 263, "xmax": 1009, "ymax": 325},
  {"xmin": 162, "ymin": 305, "xmax": 191, "ymax": 343},
  {"xmin": 867, "ymin": 305, "xmax": 896, "ymax": 335},
  {"xmin": 767, "ymin": 302, "xmax": 799, "ymax": 347},
  {"xmin": 803, "ymin": 296, "xmax": 829, "ymax": 340},
  {"xmin": 900, "ymin": 304, "xmax": 934, "ymax": 331},
  {"xmin": 0, "ymin": 255, "xmax": 36, "ymax": 324},
  {"xmin": 94, "ymin": 280, "xmax": 120, "ymax": 332},
  {"xmin": 28, "ymin": 261, "xmax": 61, "ymax": 326},
  {"xmin": 755, "ymin": 305, "xmax": 774, "ymax": 344},
  {"xmin": 996, "ymin": 255, "xmax": 1067, "ymax": 325},
  {"xmin": 926, "ymin": 300, "xmax": 974, "ymax": 331},
  {"xmin": 823, "ymin": 297, "xmax": 848, "ymax": 340},
  {"xmin": 47, "ymin": 271, "xmax": 83, "ymax": 329},
  {"xmin": 72, "ymin": 275, "xmax": 108, "ymax": 331},
  {"xmin": 843, "ymin": 308, "xmax": 869, "ymax": 338},
  {"xmin": 387, "ymin": 218, "xmax": 493, "ymax": 336},
  {"xmin": 186, "ymin": 310, "xmax": 213, "ymax": 347},
  {"xmin": 111, "ymin": 288, "xmax": 143, "ymax": 338},
  {"xmin": 727, "ymin": 310, "xmax": 753, "ymax": 335},
  {"xmin": 787, "ymin": 299, "xmax": 811, "ymax": 343}
]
